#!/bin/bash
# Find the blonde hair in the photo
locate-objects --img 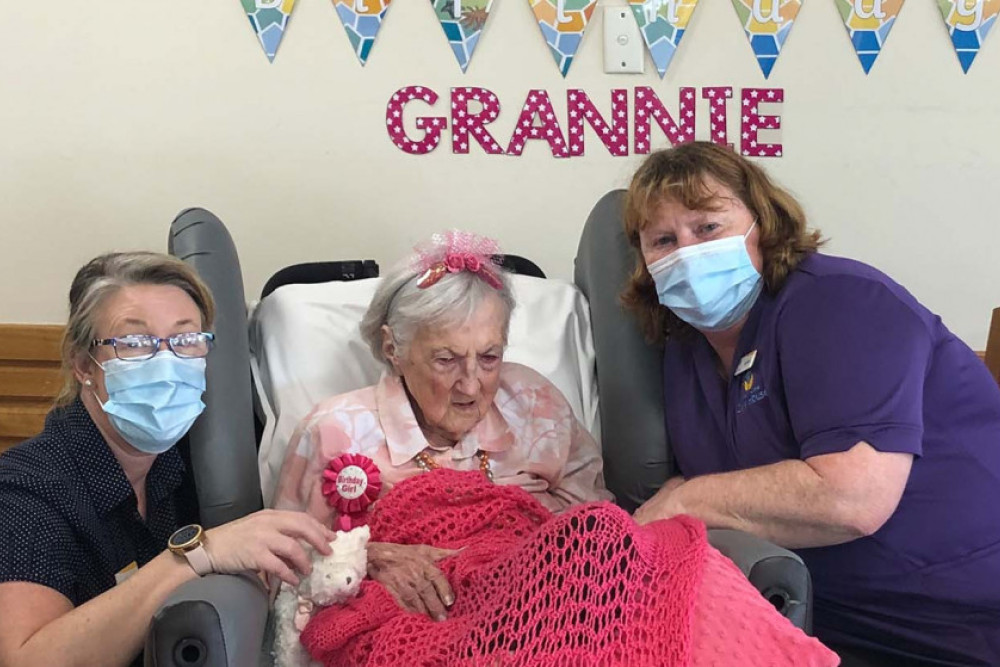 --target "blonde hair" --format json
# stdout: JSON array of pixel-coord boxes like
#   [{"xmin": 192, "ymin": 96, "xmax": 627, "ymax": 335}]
[
  {"xmin": 55, "ymin": 252, "xmax": 215, "ymax": 406},
  {"xmin": 621, "ymin": 142, "xmax": 824, "ymax": 341}
]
